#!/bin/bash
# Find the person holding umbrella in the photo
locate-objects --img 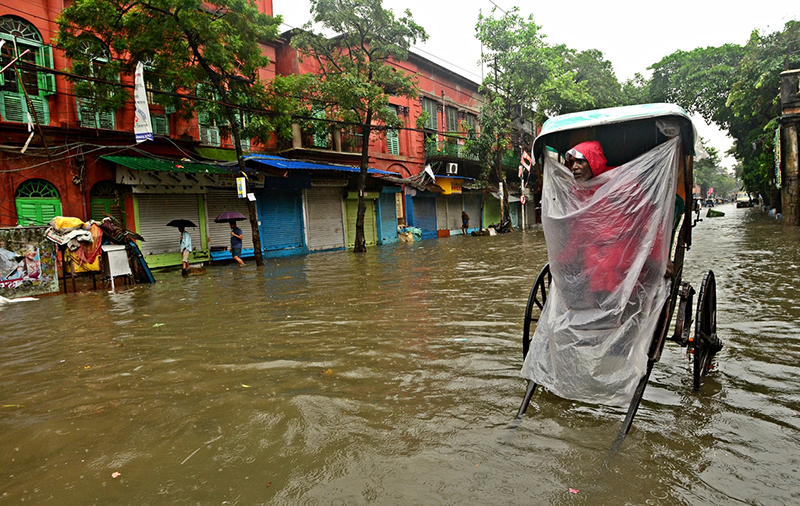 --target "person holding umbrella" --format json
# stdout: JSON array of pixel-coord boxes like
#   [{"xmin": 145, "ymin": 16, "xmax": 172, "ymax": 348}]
[
  {"xmin": 214, "ymin": 211, "xmax": 247, "ymax": 267},
  {"xmin": 179, "ymin": 226, "xmax": 192, "ymax": 273},
  {"xmin": 229, "ymin": 222, "xmax": 244, "ymax": 266},
  {"xmin": 167, "ymin": 219, "xmax": 197, "ymax": 275}
]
